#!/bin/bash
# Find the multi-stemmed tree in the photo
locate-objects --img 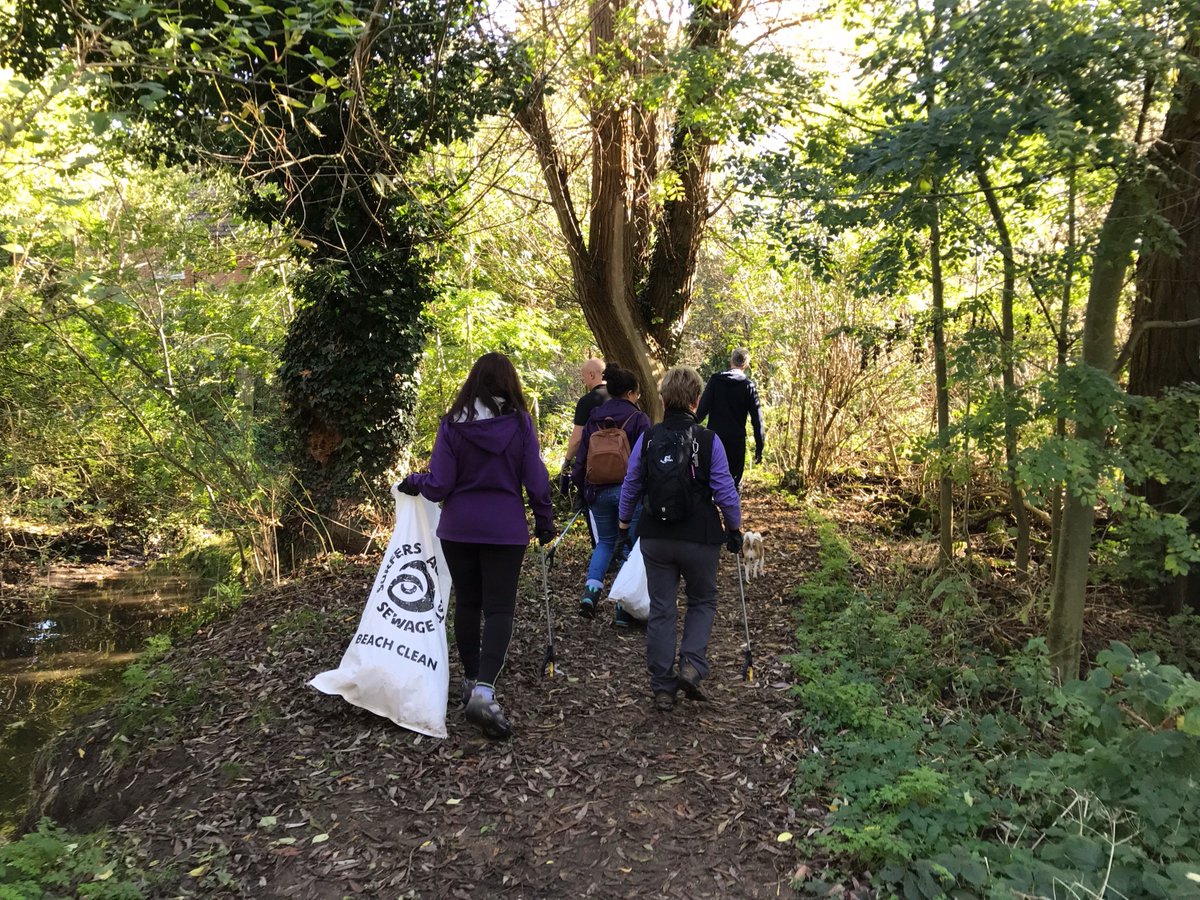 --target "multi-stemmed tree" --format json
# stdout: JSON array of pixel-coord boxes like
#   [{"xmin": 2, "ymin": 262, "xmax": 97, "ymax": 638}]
[{"xmin": 509, "ymin": 0, "xmax": 804, "ymax": 415}]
